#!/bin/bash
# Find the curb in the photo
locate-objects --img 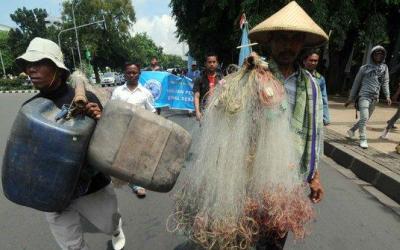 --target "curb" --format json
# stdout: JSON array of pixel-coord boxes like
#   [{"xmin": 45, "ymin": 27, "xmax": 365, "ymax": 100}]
[
  {"xmin": 0, "ymin": 90, "xmax": 39, "ymax": 94},
  {"xmin": 324, "ymin": 130, "xmax": 400, "ymax": 203}
]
